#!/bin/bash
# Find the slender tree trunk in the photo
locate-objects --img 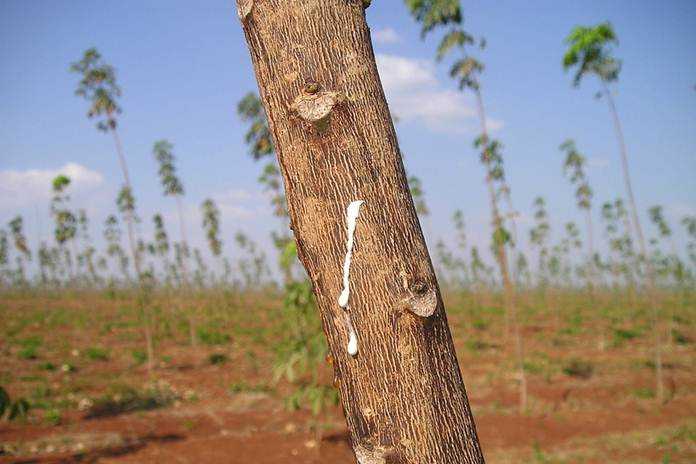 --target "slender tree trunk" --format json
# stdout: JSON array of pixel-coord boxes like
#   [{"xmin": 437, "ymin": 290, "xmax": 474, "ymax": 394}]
[
  {"xmin": 603, "ymin": 83, "xmax": 663, "ymax": 402},
  {"xmin": 111, "ymin": 125, "xmax": 154, "ymax": 375},
  {"xmin": 237, "ymin": 1, "xmax": 484, "ymax": 461},
  {"xmin": 175, "ymin": 195, "xmax": 196, "ymax": 346},
  {"xmin": 474, "ymin": 88, "xmax": 527, "ymax": 412},
  {"xmin": 585, "ymin": 210, "xmax": 595, "ymax": 292}
]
